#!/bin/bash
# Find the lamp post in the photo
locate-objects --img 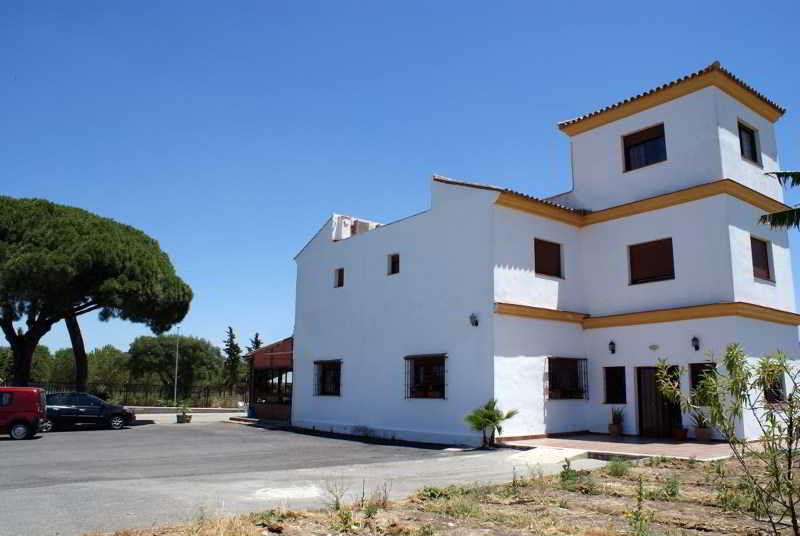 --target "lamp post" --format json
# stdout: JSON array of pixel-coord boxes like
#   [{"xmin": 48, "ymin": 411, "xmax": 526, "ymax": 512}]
[{"xmin": 173, "ymin": 326, "xmax": 180, "ymax": 406}]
